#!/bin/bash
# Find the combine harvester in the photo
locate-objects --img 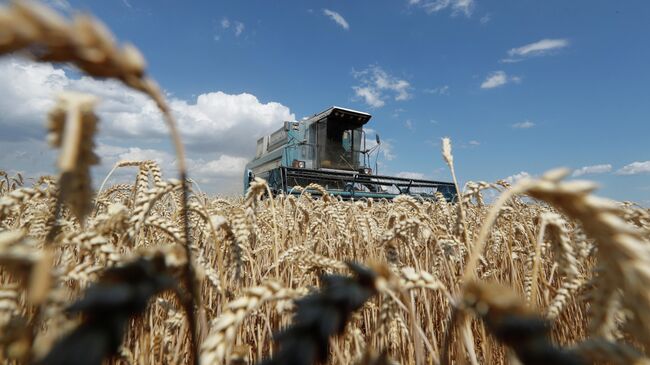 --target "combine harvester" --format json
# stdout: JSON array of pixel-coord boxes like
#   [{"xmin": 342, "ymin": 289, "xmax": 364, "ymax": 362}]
[{"xmin": 243, "ymin": 106, "xmax": 457, "ymax": 201}]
